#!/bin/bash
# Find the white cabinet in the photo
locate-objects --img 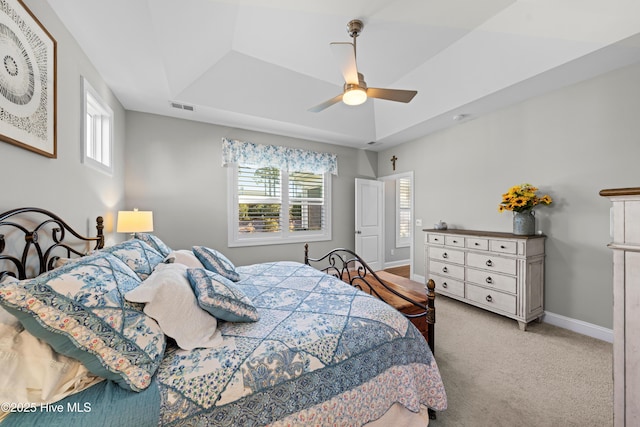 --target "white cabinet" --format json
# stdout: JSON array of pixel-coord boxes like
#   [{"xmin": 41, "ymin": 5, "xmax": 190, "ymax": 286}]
[
  {"xmin": 424, "ymin": 229, "xmax": 545, "ymax": 330},
  {"xmin": 600, "ymin": 187, "xmax": 640, "ymax": 427}
]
